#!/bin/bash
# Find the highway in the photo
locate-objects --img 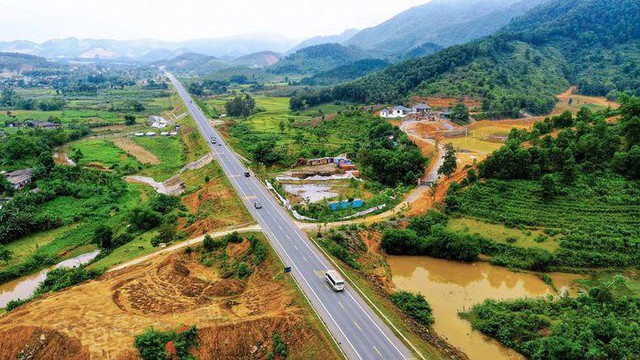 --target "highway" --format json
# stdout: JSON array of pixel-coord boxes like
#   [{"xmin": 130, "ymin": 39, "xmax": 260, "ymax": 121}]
[{"xmin": 166, "ymin": 73, "xmax": 414, "ymax": 360}]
